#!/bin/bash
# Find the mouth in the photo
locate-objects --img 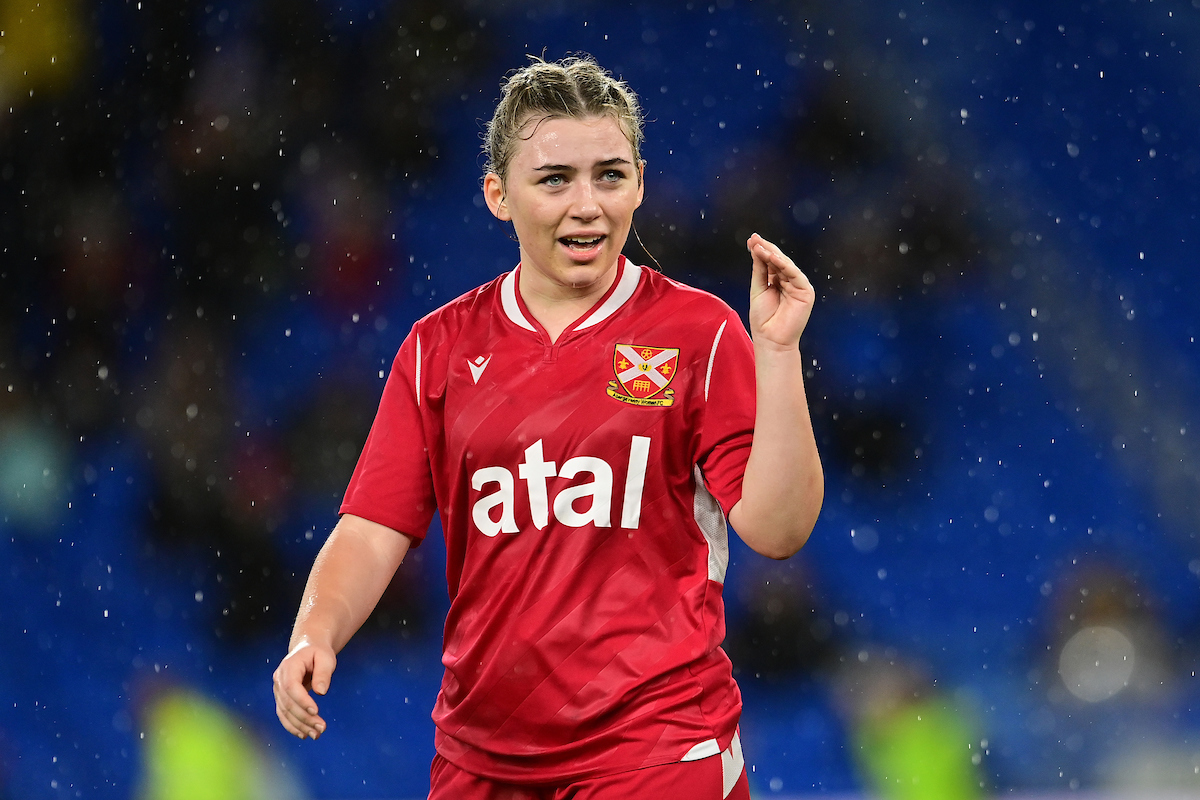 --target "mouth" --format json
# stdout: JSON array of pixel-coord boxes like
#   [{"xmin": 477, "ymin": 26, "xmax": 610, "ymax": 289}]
[{"xmin": 559, "ymin": 234, "xmax": 606, "ymax": 254}]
